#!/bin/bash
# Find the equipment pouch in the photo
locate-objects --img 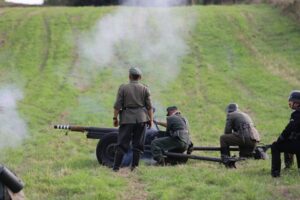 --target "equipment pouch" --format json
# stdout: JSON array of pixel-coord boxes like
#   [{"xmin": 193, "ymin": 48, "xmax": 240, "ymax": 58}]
[{"xmin": 239, "ymin": 123, "xmax": 260, "ymax": 142}]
